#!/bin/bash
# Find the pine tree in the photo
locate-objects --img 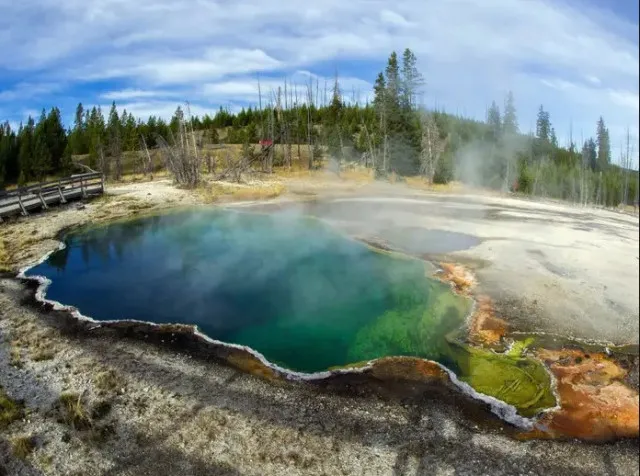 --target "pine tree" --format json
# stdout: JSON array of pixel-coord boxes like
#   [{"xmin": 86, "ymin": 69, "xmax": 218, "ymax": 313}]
[
  {"xmin": 596, "ymin": 116, "xmax": 611, "ymax": 171},
  {"xmin": 107, "ymin": 102, "xmax": 123, "ymax": 180},
  {"xmin": 170, "ymin": 106, "xmax": 184, "ymax": 139},
  {"xmin": 384, "ymin": 52, "xmax": 401, "ymax": 129},
  {"xmin": 0, "ymin": 122, "xmax": 19, "ymax": 185},
  {"xmin": 536, "ymin": 105, "xmax": 551, "ymax": 141},
  {"xmin": 382, "ymin": 51, "xmax": 421, "ymax": 175},
  {"xmin": 74, "ymin": 103, "xmax": 85, "ymax": 149},
  {"xmin": 583, "ymin": 138, "xmax": 598, "ymax": 171},
  {"xmin": 44, "ymin": 107, "xmax": 67, "ymax": 171},
  {"xmin": 87, "ymin": 107, "xmax": 106, "ymax": 168},
  {"xmin": 70, "ymin": 102, "xmax": 87, "ymax": 155},
  {"xmin": 0, "ymin": 125, "xmax": 7, "ymax": 187},
  {"xmin": 502, "ymin": 91, "xmax": 518, "ymax": 137},
  {"xmin": 486, "ymin": 101, "xmax": 502, "ymax": 142},
  {"xmin": 18, "ymin": 117, "xmax": 35, "ymax": 180},
  {"xmin": 32, "ymin": 129, "xmax": 51, "ymax": 180},
  {"xmin": 373, "ymin": 72, "xmax": 386, "ymax": 115},
  {"xmin": 550, "ymin": 127, "xmax": 558, "ymax": 148},
  {"xmin": 401, "ymin": 48, "xmax": 423, "ymax": 110},
  {"xmin": 60, "ymin": 142, "xmax": 74, "ymax": 174},
  {"xmin": 122, "ymin": 110, "xmax": 138, "ymax": 152},
  {"xmin": 326, "ymin": 74, "xmax": 344, "ymax": 159}
]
